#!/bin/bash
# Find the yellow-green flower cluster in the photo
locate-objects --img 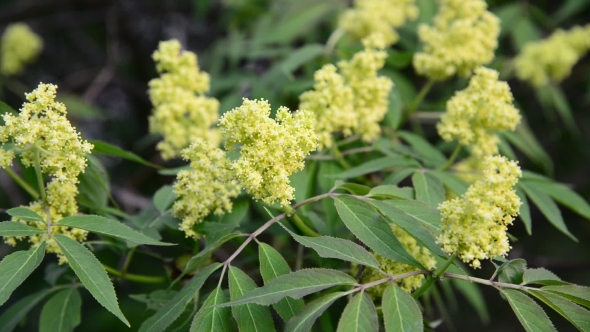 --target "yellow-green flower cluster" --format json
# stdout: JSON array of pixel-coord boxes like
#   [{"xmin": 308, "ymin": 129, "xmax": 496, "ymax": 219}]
[
  {"xmin": 360, "ymin": 224, "xmax": 436, "ymax": 296},
  {"xmin": 0, "ymin": 83, "xmax": 93, "ymax": 263},
  {"xmin": 300, "ymin": 36, "xmax": 393, "ymax": 148},
  {"xmin": 0, "ymin": 23, "xmax": 43, "ymax": 76},
  {"xmin": 148, "ymin": 39, "xmax": 220, "ymax": 160},
  {"xmin": 220, "ymin": 99, "xmax": 317, "ymax": 206},
  {"xmin": 515, "ymin": 24, "xmax": 590, "ymax": 86},
  {"xmin": 338, "ymin": 0, "xmax": 419, "ymax": 46},
  {"xmin": 172, "ymin": 139, "xmax": 240, "ymax": 238},
  {"xmin": 413, "ymin": 0, "xmax": 500, "ymax": 80},
  {"xmin": 437, "ymin": 67, "xmax": 520, "ymax": 159},
  {"xmin": 438, "ymin": 156, "xmax": 521, "ymax": 268}
]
